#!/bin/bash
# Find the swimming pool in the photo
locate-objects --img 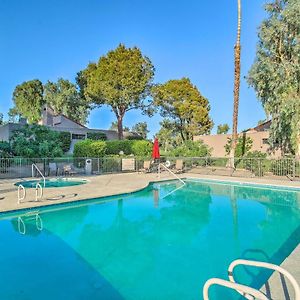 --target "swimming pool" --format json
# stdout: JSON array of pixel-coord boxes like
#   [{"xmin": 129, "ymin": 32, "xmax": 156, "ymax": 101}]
[
  {"xmin": 14, "ymin": 178, "xmax": 87, "ymax": 188},
  {"xmin": 0, "ymin": 179, "xmax": 299, "ymax": 299}
]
